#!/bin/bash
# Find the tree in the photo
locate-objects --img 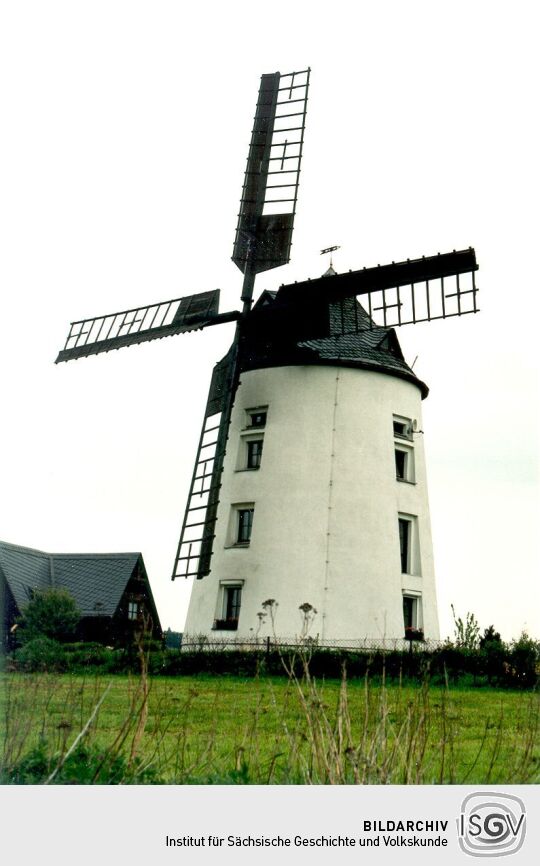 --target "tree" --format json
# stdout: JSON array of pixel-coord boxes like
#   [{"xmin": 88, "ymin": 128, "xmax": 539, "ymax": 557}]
[
  {"xmin": 479, "ymin": 625, "xmax": 505, "ymax": 685},
  {"xmin": 479, "ymin": 625, "xmax": 502, "ymax": 649},
  {"xmin": 19, "ymin": 588, "xmax": 80, "ymax": 644}
]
